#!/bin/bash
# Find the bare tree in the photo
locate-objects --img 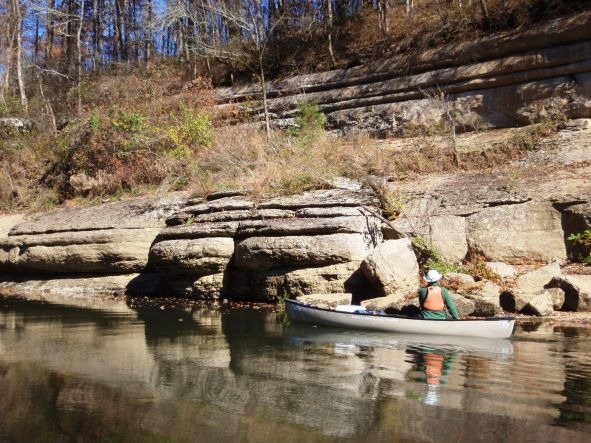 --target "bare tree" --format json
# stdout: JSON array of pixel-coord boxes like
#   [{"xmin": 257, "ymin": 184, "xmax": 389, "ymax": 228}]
[
  {"xmin": 406, "ymin": 0, "xmax": 414, "ymax": 16},
  {"xmin": 159, "ymin": 0, "xmax": 298, "ymax": 139},
  {"xmin": 9, "ymin": 0, "xmax": 27, "ymax": 111},
  {"xmin": 75, "ymin": 0, "xmax": 84, "ymax": 114},
  {"xmin": 378, "ymin": 0, "xmax": 389, "ymax": 33},
  {"xmin": 325, "ymin": 0, "xmax": 336, "ymax": 66}
]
